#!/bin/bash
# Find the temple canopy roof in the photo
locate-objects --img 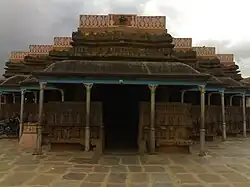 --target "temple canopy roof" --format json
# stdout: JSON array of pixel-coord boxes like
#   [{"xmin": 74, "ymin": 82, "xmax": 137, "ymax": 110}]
[
  {"xmin": 217, "ymin": 77, "xmax": 245, "ymax": 88},
  {"xmin": 0, "ymin": 75, "xmax": 29, "ymax": 87},
  {"xmin": 39, "ymin": 60, "xmax": 205, "ymax": 78},
  {"xmin": 207, "ymin": 76, "xmax": 223, "ymax": 86}
]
